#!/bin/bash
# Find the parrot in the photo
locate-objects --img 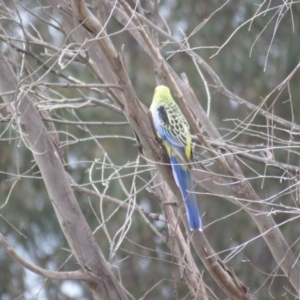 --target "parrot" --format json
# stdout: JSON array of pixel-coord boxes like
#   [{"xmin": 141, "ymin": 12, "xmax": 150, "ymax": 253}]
[{"xmin": 150, "ymin": 85, "xmax": 202, "ymax": 231}]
